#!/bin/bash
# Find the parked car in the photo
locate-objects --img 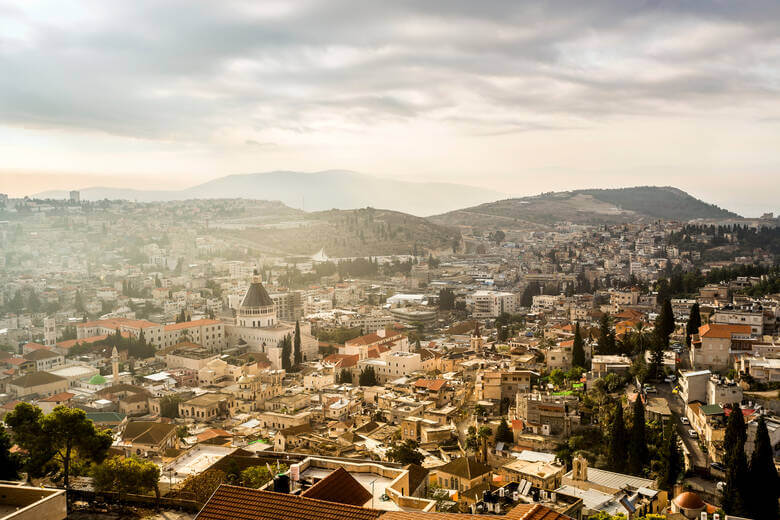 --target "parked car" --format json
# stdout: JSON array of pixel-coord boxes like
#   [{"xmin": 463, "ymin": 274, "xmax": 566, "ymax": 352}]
[
  {"xmin": 688, "ymin": 429, "xmax": 699, "ymax": 438},
  {"xmin": 680, "ymin": 417, "xmax": 690, "ymax": 425},
  {"xmin": 664, "ymin": 375, "xmax": 677, "ymax": 383},
  {"xmin": 644, "ymin": 385, "xmax": 657, "ymax": 394},
  {"xmin": 710, "ymin": 462, "xmax": 726, "ymax": 472}
]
